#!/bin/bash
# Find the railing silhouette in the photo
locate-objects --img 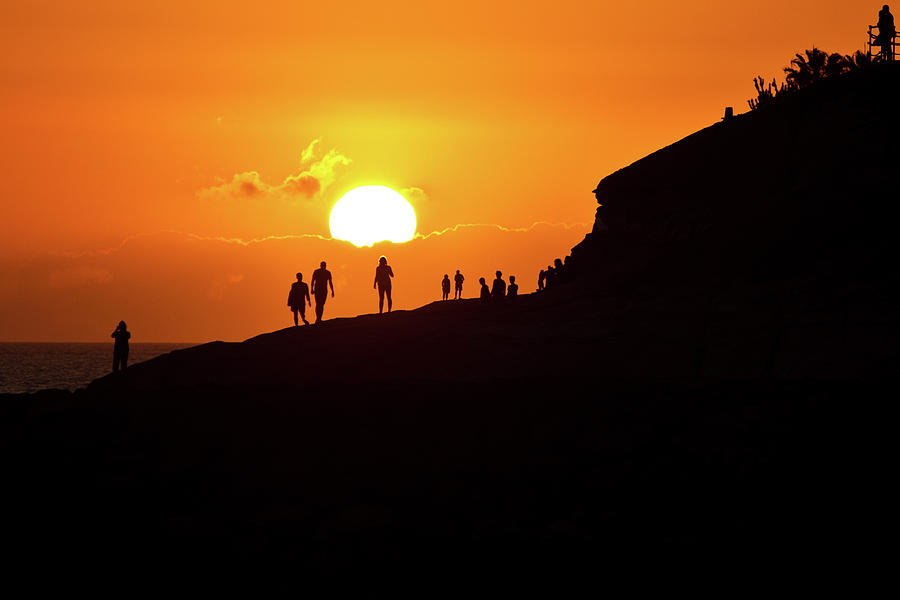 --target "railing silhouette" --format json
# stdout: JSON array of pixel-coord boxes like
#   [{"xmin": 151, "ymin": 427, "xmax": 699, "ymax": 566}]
[{"xmin": 868, "ymin": 24, "xmax": 898, "ymax": 62}]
